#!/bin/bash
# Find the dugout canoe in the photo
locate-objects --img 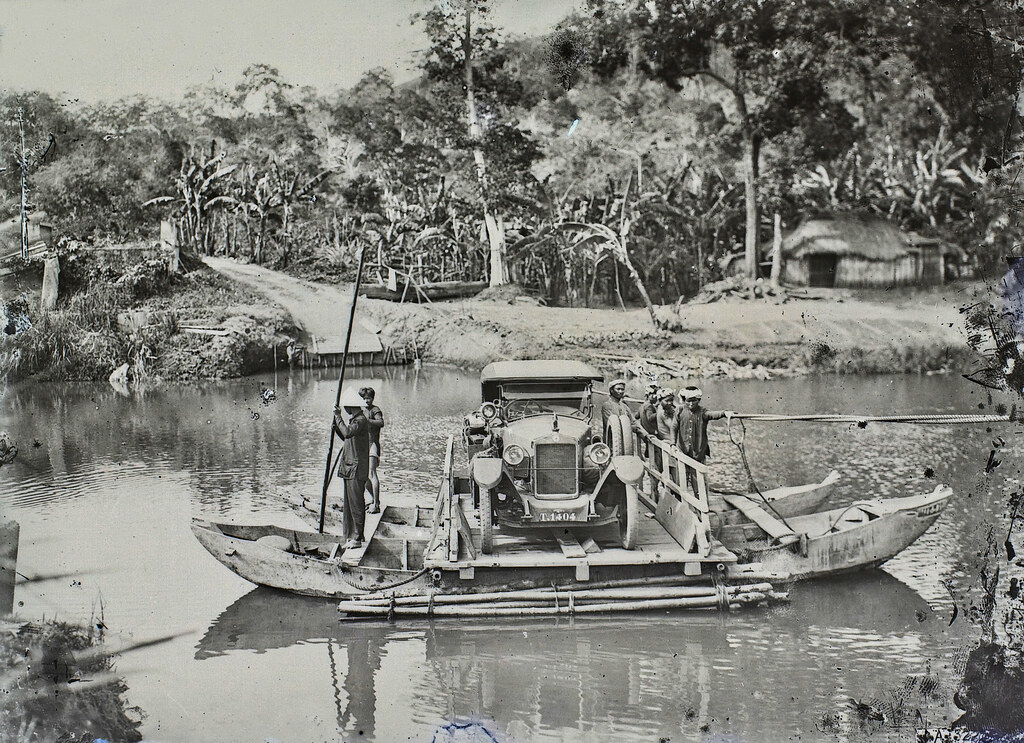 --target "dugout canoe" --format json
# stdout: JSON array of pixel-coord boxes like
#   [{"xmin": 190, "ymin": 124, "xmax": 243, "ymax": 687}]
[
  {"xmin": 361, "ymin": 279, "xmax": 487, "ymax": 302},
  {"xmin": 733, "ymin": 484, "xmax": 953, "ymax": 580},
  {"xmin": 189, "ymin": 514, "xmax": 433, "ymax": 599},
  {"xmin": 708, "ymin": 470, "xmax": 839, "ymax": 549}
]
